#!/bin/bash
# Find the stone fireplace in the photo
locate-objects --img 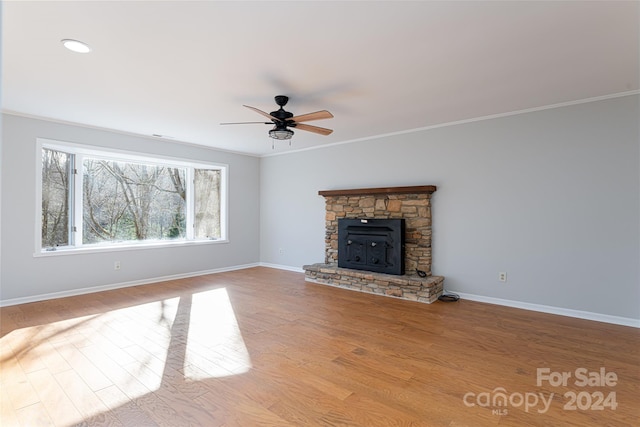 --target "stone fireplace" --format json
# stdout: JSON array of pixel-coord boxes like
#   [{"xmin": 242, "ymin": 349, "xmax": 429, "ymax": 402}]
[{"xmin": 303, "ymin": 185, "xmax": 444, "ymax": 303}]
